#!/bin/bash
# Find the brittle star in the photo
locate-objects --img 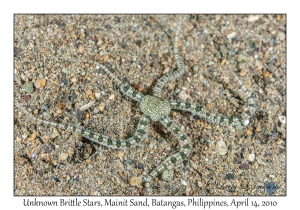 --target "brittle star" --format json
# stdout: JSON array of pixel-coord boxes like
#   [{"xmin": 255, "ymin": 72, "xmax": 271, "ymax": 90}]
[{"xmin": 15, "ymin": 17, "xmax": 256, "ymax": 192}]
